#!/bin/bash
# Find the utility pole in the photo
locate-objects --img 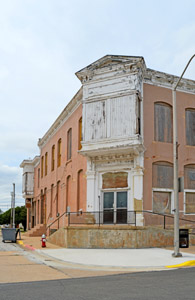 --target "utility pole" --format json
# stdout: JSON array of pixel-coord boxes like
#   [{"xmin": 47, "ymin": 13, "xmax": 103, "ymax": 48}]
[
  {"xmin": 10, "ymin": 192, "xmax": 13, "ymax": 227},
  {"xmin": 172, "ymin": 54, "xmax": 195, "ymax": 257},
  {"xmin": 12, "ymin": 183, "xmax": 15, "ymax": 228}
]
